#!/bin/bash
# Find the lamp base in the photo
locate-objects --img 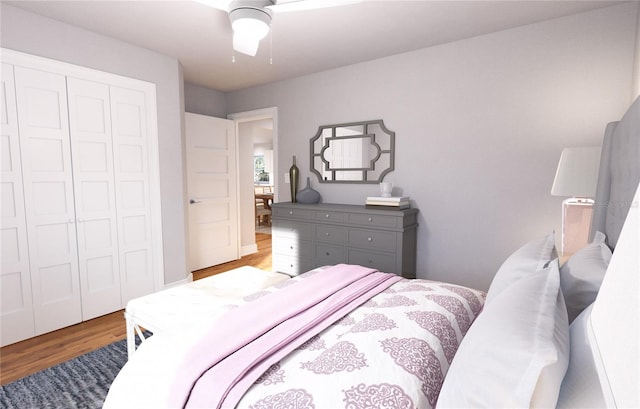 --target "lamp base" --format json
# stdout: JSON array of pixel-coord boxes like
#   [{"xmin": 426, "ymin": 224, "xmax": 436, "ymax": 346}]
[{"xmin": 561, "ymin": 197, "xmax": 594, "ymax": 256}]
